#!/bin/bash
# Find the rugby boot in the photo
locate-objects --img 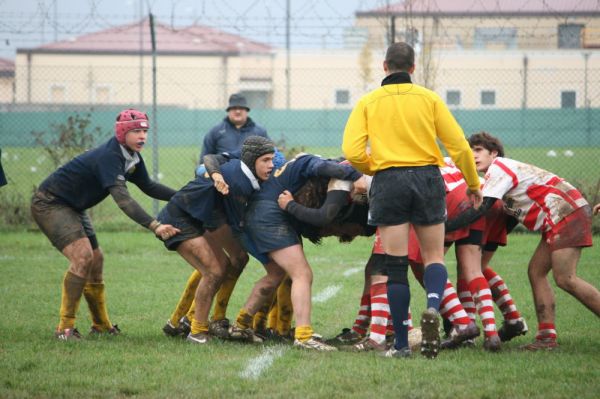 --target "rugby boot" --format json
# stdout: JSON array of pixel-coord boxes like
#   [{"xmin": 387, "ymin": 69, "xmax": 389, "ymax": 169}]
[
  {"xmin": 162, "ymin": 320, "xmax": 183, "ymax": 338},
  {"xmin": 382, "ymin": 346, "xmax": 412, "ymax": 358},
  {"xmin": 498, "ymin": 319, "xmax": 528, "ymax": 342},
  {"xmin": 229, "ymin": 325, "xmax": 264, "ymax": 344},
  {"xmin": 440, "ymin": 322, "xmax": 480, "ymax": 350},
  {"xmin": 341, "ymin": 337, "xmax": 387, "ymax": 353},
  {"xmin": 55, "ymin": 328, "xmax": 82, "ymax": 341},
  {"xmin": 520, "ymin": 338, "xmax": 558, "ymax": 351},
  {"xmin": 420, "ymin": 308, "xmax": 441, "ymax": 359},
  {"xmin": 178, "ymin": 316, "xmax": 191, "ymax": 336},
  {"xmin": 186, "ymin": 332, "xmax": 210, "ymax": 345},
  {"xmin": 325, "ymin": 327, "xmax": 365, "ymax": 345},
  {"xmin": 293, "ymin": 337, "xmax": 337, "ymax": 351},
  {"xmin": 89, "ymin": 324, "xmax": 121, "ymax": 336},
  {"xmin": 208, "ymin": 318, "xmax": 230, "ymax": 339},
  {"xmin": 483, "ymin": 334, "xmax": 502, "ymax": 352}
]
